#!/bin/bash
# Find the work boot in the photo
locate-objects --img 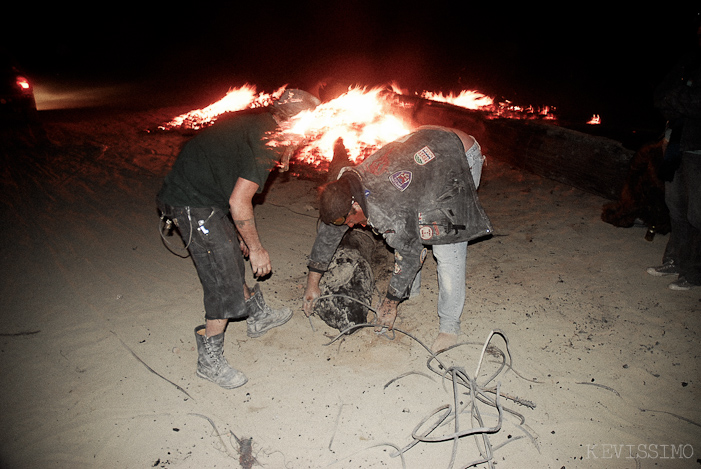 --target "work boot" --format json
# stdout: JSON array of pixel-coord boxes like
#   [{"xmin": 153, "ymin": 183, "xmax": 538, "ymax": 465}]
[
  {"xmin": 431, "ymin": 332, "xmax": 458, "ymax": 354},
  {"xmin": 194, "ymin": 325, "xmax": 247, "ymax": 389},
  {"xmin": 245, "ymin": 284, "xmax": 293, "ymax": 338},
  {"xmin": 647, "ymin": 260, "xmax": 679, "ymax": 277}
]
